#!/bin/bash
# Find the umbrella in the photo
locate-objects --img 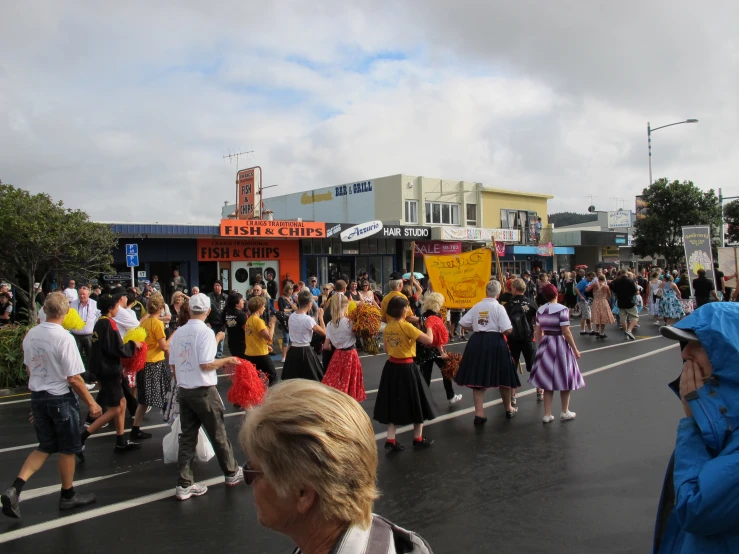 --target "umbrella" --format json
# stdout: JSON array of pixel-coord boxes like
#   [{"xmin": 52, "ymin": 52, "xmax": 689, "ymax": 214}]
[
  {"xmin": 574, "ymin": 265, "xmax": 589, "ymax": 269},
  {"xmin": 403, "ymin": 272, "xmax": 425, "ymax": 280}
]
